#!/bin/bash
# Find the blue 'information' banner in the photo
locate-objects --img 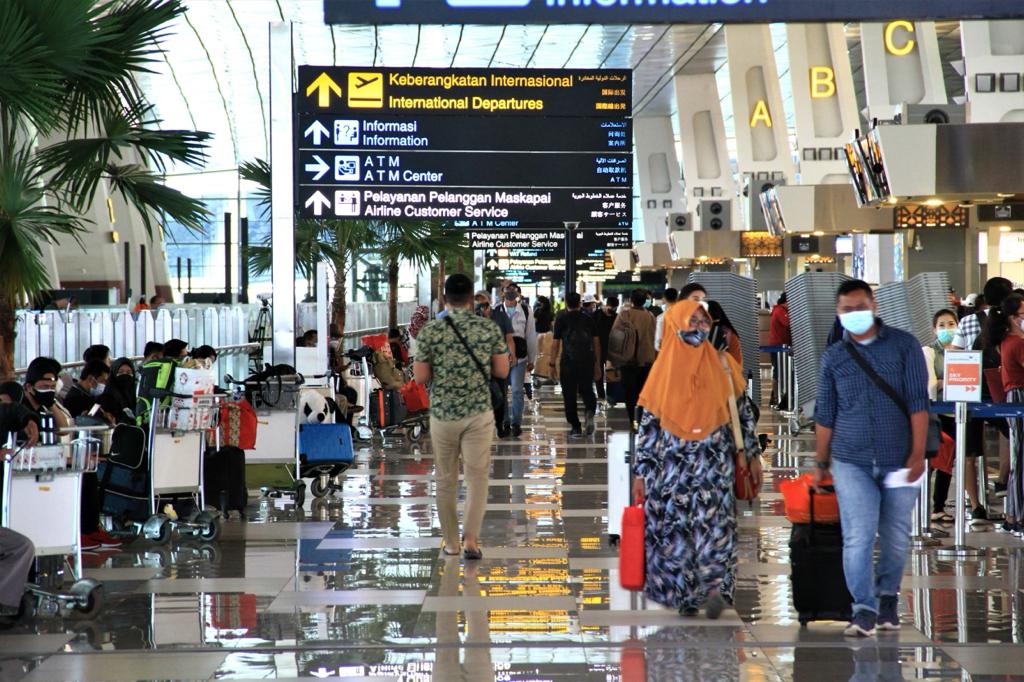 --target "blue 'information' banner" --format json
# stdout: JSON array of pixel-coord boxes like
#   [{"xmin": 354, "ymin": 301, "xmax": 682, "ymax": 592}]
[{"xmin": 326, "ymin": 0, "xmax": 1024, "ymax": 25}]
